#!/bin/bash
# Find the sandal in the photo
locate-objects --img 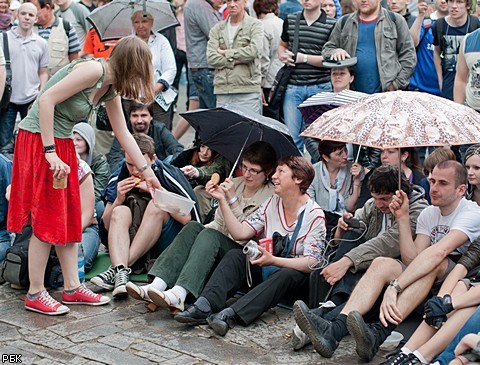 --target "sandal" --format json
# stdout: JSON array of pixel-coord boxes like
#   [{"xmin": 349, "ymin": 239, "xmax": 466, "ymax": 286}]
[
  {"xmin": 126, "ymin": 282, "xmax": 151, "ymax": 302},
  {"xmin": 148, "ymin": 287, "xmax": 185, "ymax": 315}
]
